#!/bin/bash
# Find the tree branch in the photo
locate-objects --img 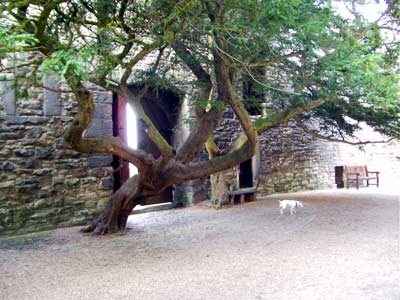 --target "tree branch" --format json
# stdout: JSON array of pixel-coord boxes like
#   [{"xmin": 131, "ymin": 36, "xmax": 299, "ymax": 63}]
[
  {"xmin": 173, "ymin": 40, "xmax": 227, "ymax": 163},
  {"xmin": 230, "ymin": 96, "xmax": 335, "ymax": 151},
  {"xmin": 294, "ymin": 117, "xmax": 395, "ymax": 146},
  {"xmin": 120, "ymin": 85, "xmax": 175, "ymax": 160},
  {"xmin": 63, "ymin": 80, "xmax": 155, "ymax": 173}
]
